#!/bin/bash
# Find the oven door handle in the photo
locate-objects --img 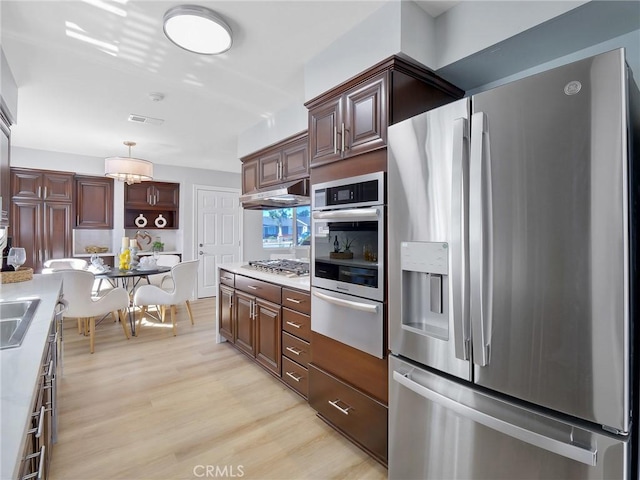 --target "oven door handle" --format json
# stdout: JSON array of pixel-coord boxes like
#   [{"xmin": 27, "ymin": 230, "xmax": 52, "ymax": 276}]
[
  {"xmin": 312, "ymin": 208, "xmax": 380, "ymax": 220},
  {"xmin": 312, "ymin": 290, "xmax": 378, "ymax": 314}
]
